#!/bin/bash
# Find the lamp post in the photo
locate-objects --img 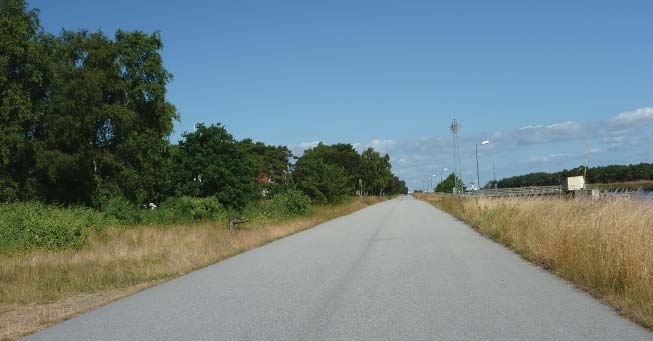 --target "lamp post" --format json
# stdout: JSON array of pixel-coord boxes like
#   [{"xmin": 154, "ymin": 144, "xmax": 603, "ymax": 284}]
[
  {"xmin": 476, "ymin": 140, "xmax": 490, "ymax": 190},
  {"xmin": 440, "ymin": 167, "xmax": 448, "ymax": 189},
  {"xmin": 492, "ymin": 162, "xmax": 497, "ymax": 189}
]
